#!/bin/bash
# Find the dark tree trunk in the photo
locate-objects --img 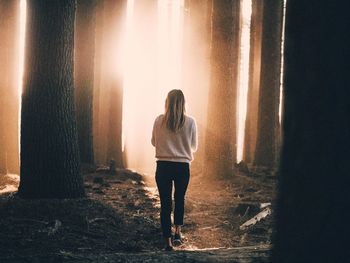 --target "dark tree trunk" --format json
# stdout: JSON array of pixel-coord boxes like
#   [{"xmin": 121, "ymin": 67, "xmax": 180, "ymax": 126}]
[
  {"xmin": 253, "ymin": 0, "xmax": 283, "ymax": 169},
  {"xmin": 94, "ymin": 0, "xmax": 109, "ymax": 165},
  {"xmin": 273, "ymin": 1, "xmax": 350, "ymax": 262},
  {"xmin": 18, "ymin": 0, "xmax": 85, "ymax": 198},
  {"xmin": 0, "ymin": 0, "xmax": 20, "ymax": 175},
  {"xmin": 243, "ymin": 0, "xmax": 263, "ymax": 164},
  {"xmin": 205, "ymin": 0, "xmax": 241, "ymax": 178},
  {"xmin": 74, "ymin": 0, "xmax": 96, "ymax": 164},
  {"xmin": 107, "ymin": 77, "xmax": 124, "ymax": 168},
  {"xmin": 93, "ymin": 0, "xmax": 104, "ymax": 164}
]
